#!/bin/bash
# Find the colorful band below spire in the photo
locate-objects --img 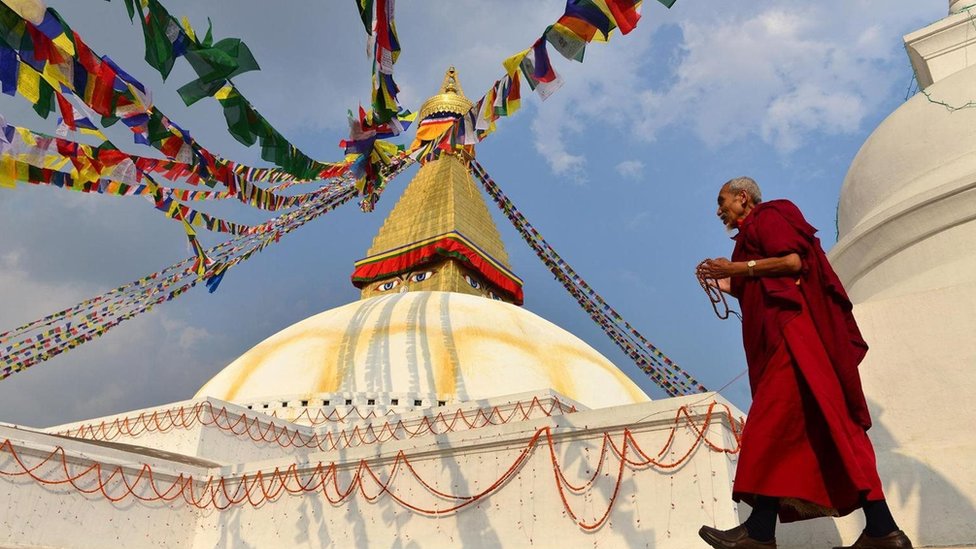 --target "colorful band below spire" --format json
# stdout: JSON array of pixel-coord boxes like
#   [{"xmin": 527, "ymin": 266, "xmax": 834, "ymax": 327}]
[{"xmin": 352, "ymin": 231, "xmax": 524, "ymax": 304}]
